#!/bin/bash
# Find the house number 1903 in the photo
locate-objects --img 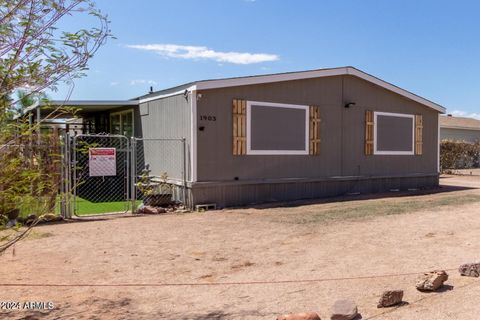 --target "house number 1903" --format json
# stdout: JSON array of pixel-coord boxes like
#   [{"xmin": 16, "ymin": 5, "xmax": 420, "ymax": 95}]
[{"xmin": 200, "ymin": 115, "xmax": 216, "ymax": 121}]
